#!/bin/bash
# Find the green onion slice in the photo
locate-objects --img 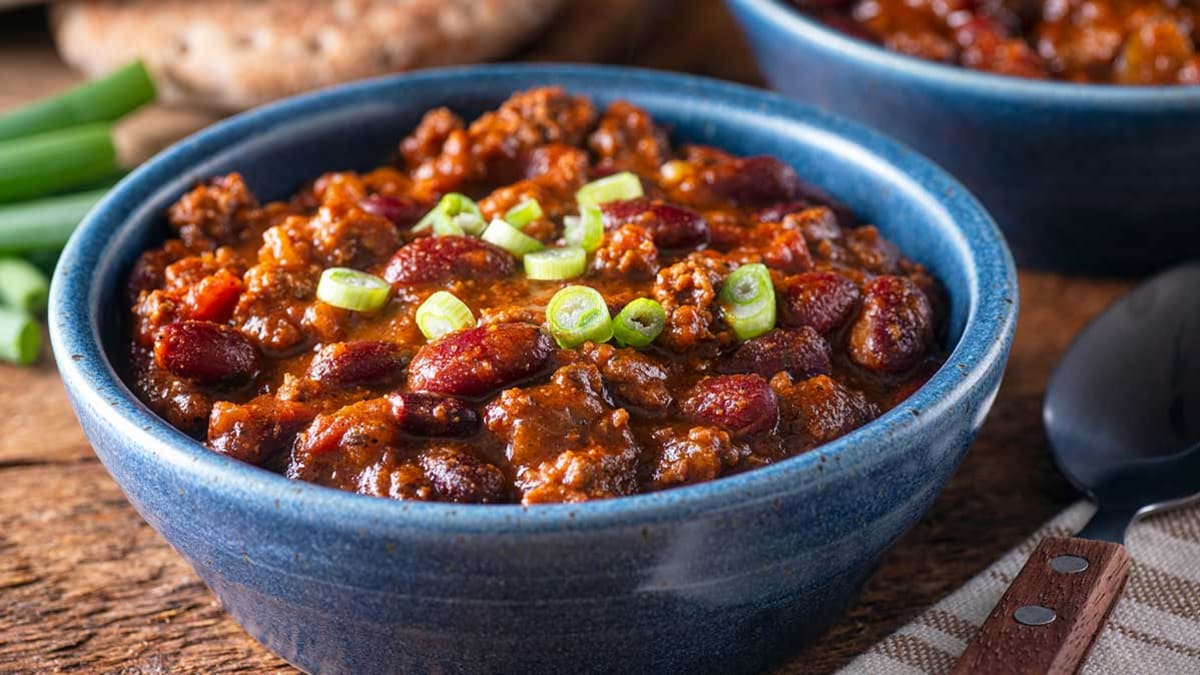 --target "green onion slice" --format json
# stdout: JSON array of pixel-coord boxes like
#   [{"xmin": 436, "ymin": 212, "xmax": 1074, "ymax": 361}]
[
  {"xmin": 481, "ymin": 218, "xmax": 544, "ymax": 259},
  {"xmin": 316, "ymin": 267, "xmax": 390, "ymax": 312},
  {"xmin": 575, "ymin": 171, "xmax": 643, "ymax": 207},
  {"xmin": 0, "ymin": 306, "xmax": 40, "ymax": 366},
  {"xmin": 717, "ymin": 263, "xmax": 776, "ymax": 341},
  {"xmin": 564, "ymin": 205, "xmax": 604, "ymax": 252},
  {"xmin": 414, "ymin": 193, "xmax": 485, "ymax": 235},
  {"xmin": 503, "ymin": 198, "xmax": 544, "ymax": 229},
  {"xmin": 545, "ymin": 285, "xmax": 613, "ymax": 349},
  {"xmin": 612, "ymin": 298, "xmax": 666, "ymax": 348},
  {"xmin": 524, "ymin": 247, "xmax": 587, "ymax": 281},
  {"xmin": 415, "ymin": 291, "xmax": 476, "ymax": 340}
]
